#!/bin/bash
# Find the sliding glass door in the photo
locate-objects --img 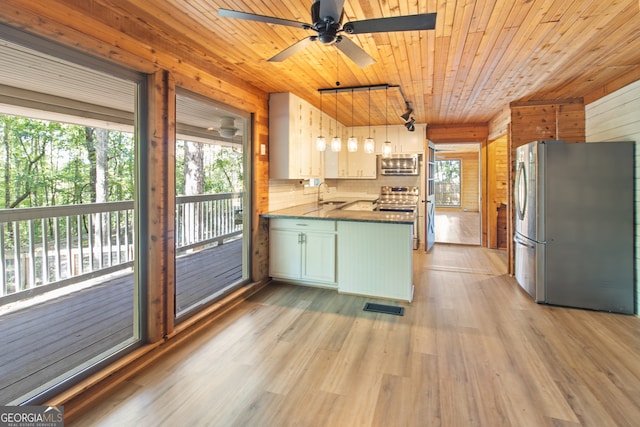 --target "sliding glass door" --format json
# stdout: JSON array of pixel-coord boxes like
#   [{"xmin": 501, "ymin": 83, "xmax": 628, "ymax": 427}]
[
  {"xmin": 0, "ymin": 26, "xmax": 144, "ymax": 404},
  {"xmin": 174, "ymin": 89, "xmax": 250, "ymax": 320}
]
